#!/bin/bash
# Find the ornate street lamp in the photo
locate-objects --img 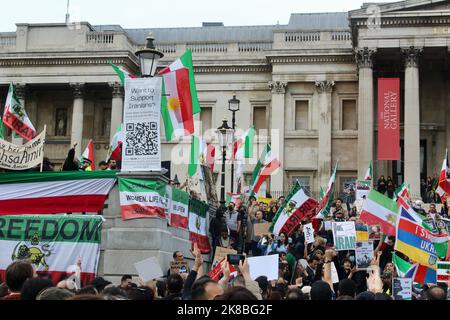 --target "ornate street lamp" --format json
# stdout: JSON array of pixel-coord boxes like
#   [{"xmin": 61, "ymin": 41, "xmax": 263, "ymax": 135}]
[
  {"xmin": 216, "ymin": 119, "xmax": 234, "ymax": 209},
  {"xmin": 228, "ymin": 95, "xmax": 240, "ymax": 193},
  {"xmin": 135, "ymin": 33, "xmax": 164, "ymax": 77}
]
